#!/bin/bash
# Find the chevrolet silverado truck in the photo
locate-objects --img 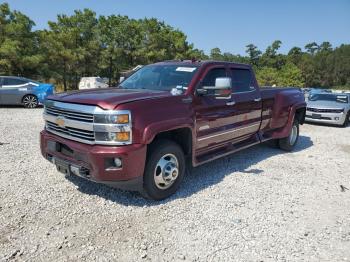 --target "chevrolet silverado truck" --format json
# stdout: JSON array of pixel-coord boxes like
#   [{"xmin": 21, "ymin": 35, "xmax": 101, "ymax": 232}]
[{"xmin": 40, "ymin": 60, "xmax": 306, "ymax": 200}]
